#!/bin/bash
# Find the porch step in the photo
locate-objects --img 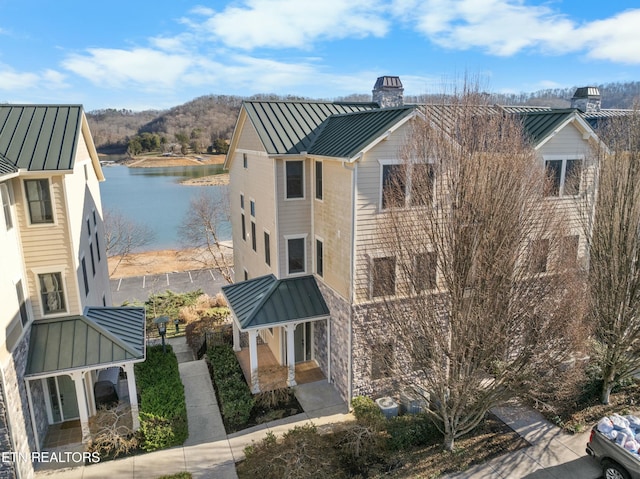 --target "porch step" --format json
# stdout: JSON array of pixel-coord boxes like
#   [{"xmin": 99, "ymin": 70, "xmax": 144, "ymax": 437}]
[{"xmin": 167, "ymin": 336, "xmax": 195, "ymax": 363}]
